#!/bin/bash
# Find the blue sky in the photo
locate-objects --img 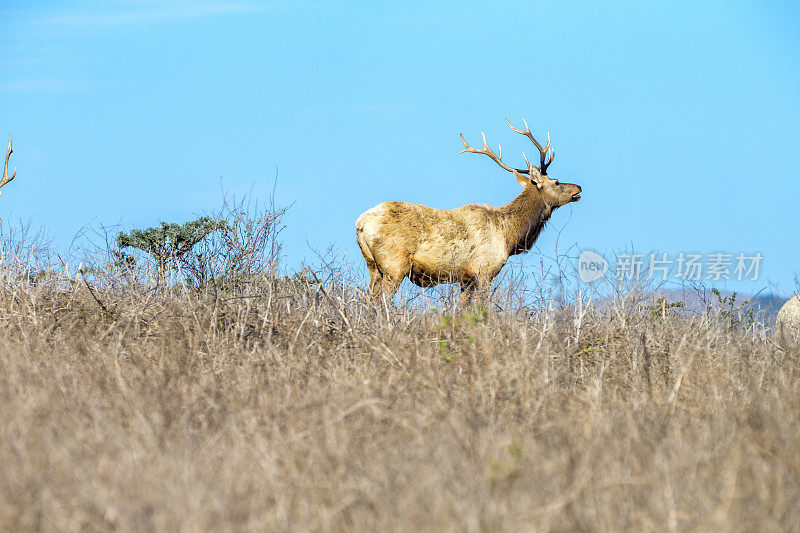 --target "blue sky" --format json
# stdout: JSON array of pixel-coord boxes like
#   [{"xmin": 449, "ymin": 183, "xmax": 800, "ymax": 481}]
[{"xmin": 2, "ymin": 1, "xmax": 799, "ymax": 294}]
